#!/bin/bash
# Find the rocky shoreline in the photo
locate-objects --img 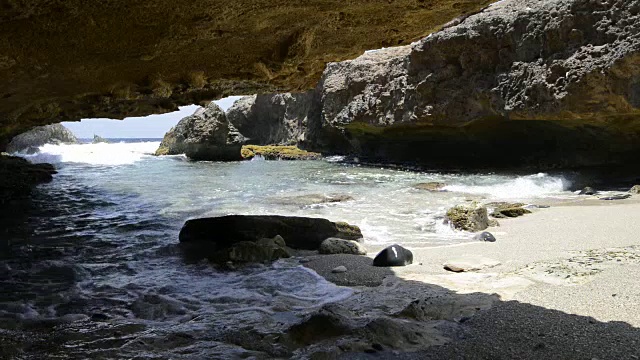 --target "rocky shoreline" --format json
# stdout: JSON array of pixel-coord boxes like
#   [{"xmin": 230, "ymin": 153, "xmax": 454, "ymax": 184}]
[
  {"xmin": 0, "ymin": 154, "xmax": 56, "ymax": 205},
  {"xmin": 167, "ymin": 189, "xmax": 640, "ymax": 358}
]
